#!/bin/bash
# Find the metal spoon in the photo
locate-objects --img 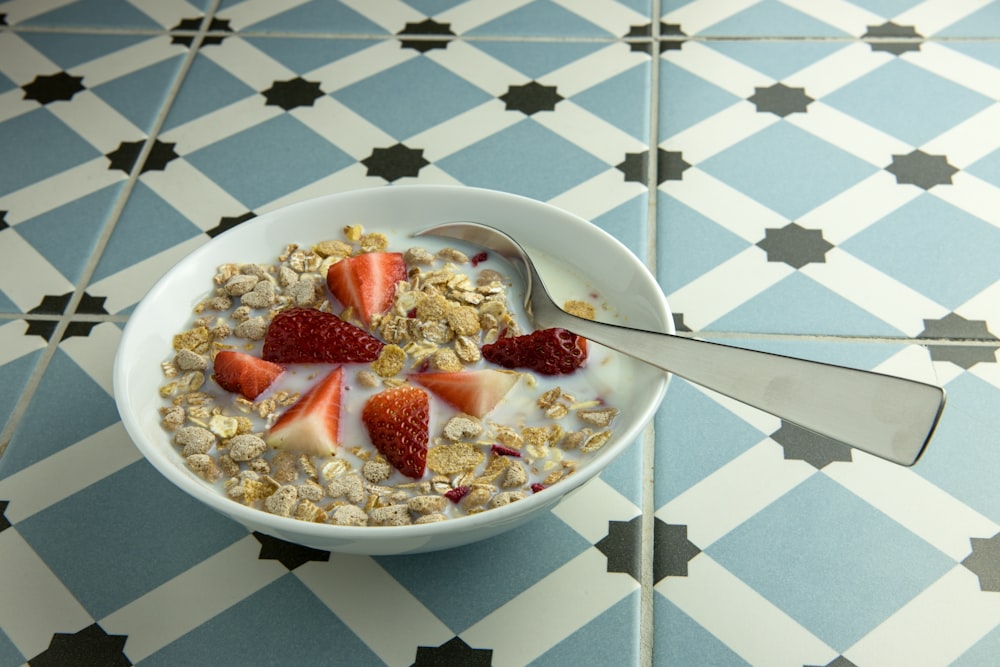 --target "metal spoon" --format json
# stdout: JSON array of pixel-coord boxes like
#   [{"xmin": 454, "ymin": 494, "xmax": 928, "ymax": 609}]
[{"xmin": 415, "ymin": 221, "xmax": 945, "ymax": 466}]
